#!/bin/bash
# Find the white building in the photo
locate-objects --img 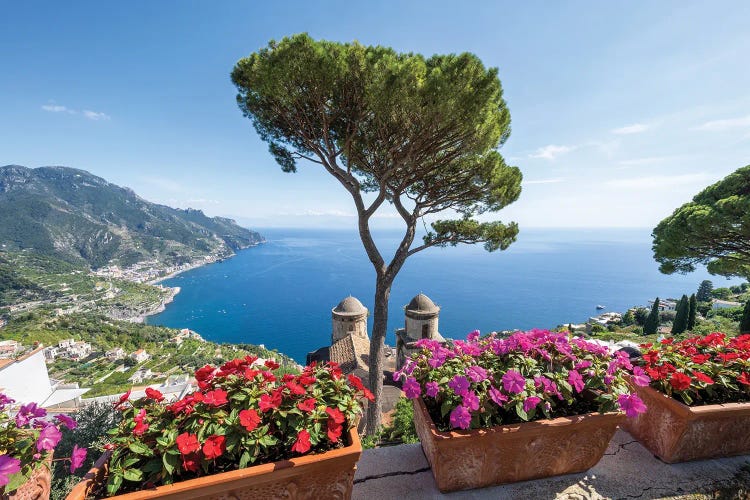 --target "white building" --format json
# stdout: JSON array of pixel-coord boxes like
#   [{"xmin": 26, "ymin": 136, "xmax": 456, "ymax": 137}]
[
  {"xmin": 129, "ymin": 368, "xmax": 153, "ymax": 384},
  {"xmin": 43, "ymin": 346, "xmax": 59, "ymax": 360},
  {"xmin": 712, "ymin": 299, "xmax": 742, "ymax": 310},
  {"xmin": 0, "ymin": 347, "xmax": 89, "ymax": 408},
  {"xmin": 0, "ymin": 340, "xmax": 21, "ymax": 358},
  {"xmin": 106, "ymin": 347, "xmax": 125, "ymax": 360},
  {"xmin": 648, "ymin": 299, "xmax": 678, "ymax": 311},
  {"xmin": 130, "ymin": 349, "xmax": 150, "ymax": 363},
  {"xmin": 58, "ymin": 338, "xmax": 75, "ymax": 349},
  {"xmin": 66, "ymin": 341, "xmax": 92, "ymax": 359}
]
